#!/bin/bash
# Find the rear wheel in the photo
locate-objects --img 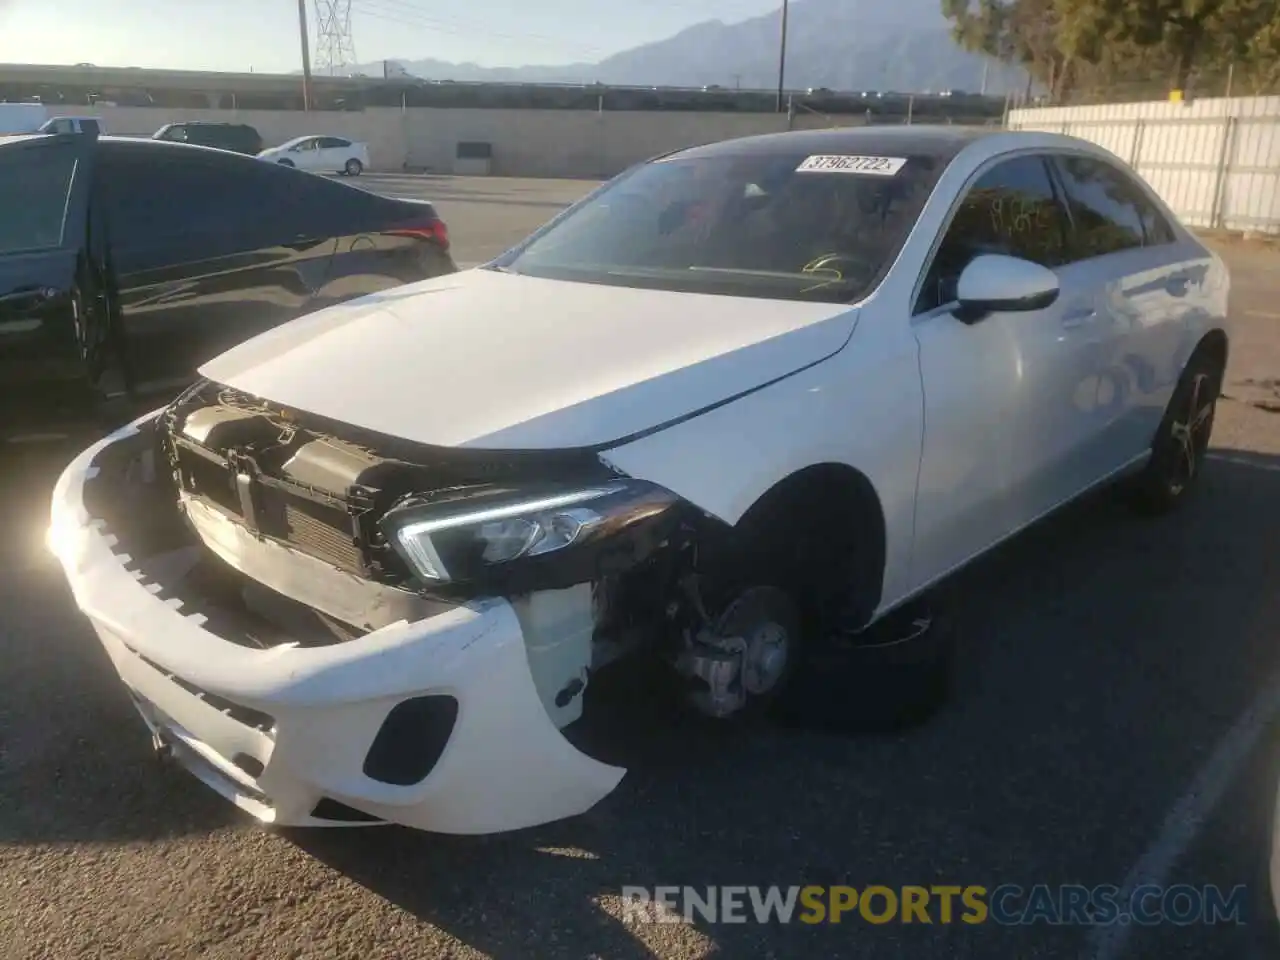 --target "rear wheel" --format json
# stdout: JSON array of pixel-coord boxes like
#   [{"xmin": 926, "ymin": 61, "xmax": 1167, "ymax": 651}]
[
  {"xmin": 1130, "ymin": 353, "xmax": 1221, "ymax": 514},
  {"xmin": 344, "ymin": 158, "xmax": 363, "ymax": 176}
]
